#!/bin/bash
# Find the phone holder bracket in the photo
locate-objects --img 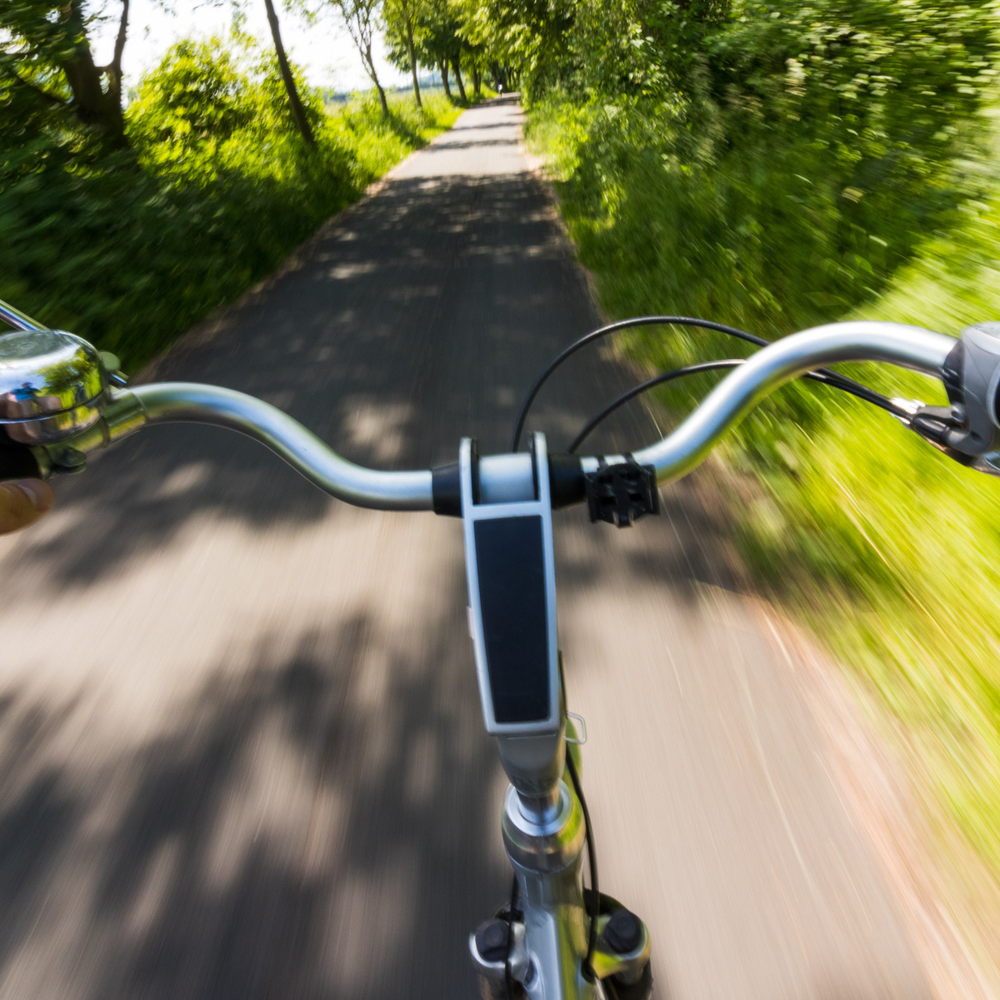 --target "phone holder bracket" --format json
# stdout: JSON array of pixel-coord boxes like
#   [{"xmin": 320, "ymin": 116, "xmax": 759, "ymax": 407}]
[{"xmin": 461, "ymin": 434, "xmax": 560, "ymax": 737}]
